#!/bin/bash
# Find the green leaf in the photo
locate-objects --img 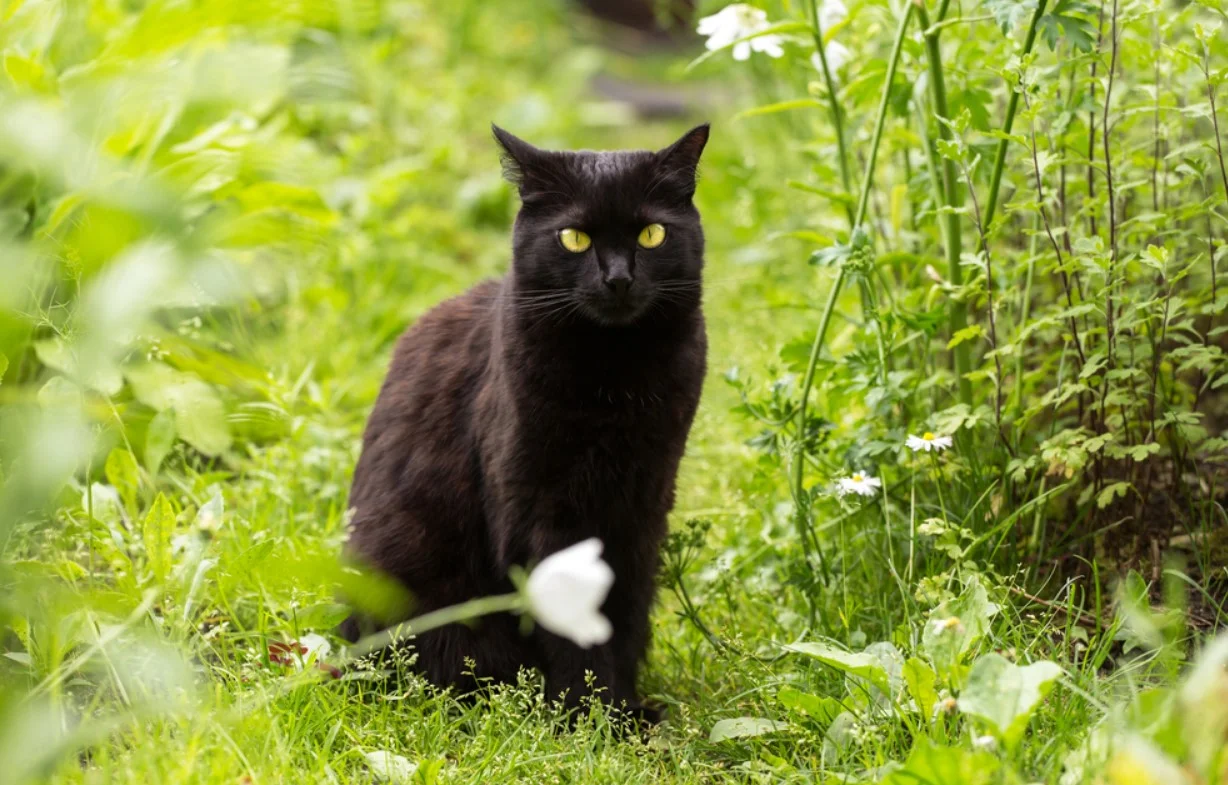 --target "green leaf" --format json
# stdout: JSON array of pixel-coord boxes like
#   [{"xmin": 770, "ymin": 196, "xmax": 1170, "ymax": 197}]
[
  {"xmin": 777, "ymin": 687, "xmax": 843, "ymax": 724},
  {"xmin": 783, "ymin": 643, "xmax": 891, "ymax": 695},
  {"xmin": 923, "ymin": 577, "xmax": 1001, "ymax": 673},
  {"xmin": 736, "ymin": 99, "xmax": 822, "ymax": 120},
  {"xmin": 709, "ymin": 717, "xmax": 788, "ymax": 742},
  {"xmin": 364, "ymin": 751, "xmax": 417, "ymax": 783},
  {"xmin": 947, "ymin": 324, "xmax": 986, "ymax": 349},
  {"xmin": 958, "ymin": 654, "xmax": 1063, "ymax": 747},
  {"xmin": 145, "ymin": 408, "xmax": 177, "ymax": 473},
  {"xmin": 142, "ymin": 493, "xmax": 176, "ymax": 584},
  {"xmin": 0, "ymin": 353, "xmax": 8, "ymax": 385},
  {"xmin": 903, "ymin": 657, "xmax": 938, "ymax": 721},
  {"xmin": 34, "ymin": 337, "xmax": 123, "ymax": 396},
  {"xmin": 982, "ymin": 0, "xmax": 1035, "ymax": 33},
  {"xmin": 104, "ymin": 448, "xmax": 141, "ymax": 513},
  {"xmin": 126, "ymin": 363, "xmax": 232, "ymax": 457},
  {"xmin": 1096, "ymin": 481, "xmax": 1131, "ymax": 509},
  {"xmin": 1038, "ymin": 0, "xmax": 1098, "ymax": 52},
  {"xmin": 880, "ymin": 739, "xmax": 999, "ymax": 785}
]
